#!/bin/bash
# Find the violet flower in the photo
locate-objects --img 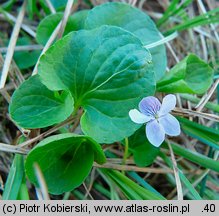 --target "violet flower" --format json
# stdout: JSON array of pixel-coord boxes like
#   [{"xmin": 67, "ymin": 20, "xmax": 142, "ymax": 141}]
[{"xmin": 129, "ymin": 94, "xmax": 180, "ymax": 147}]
